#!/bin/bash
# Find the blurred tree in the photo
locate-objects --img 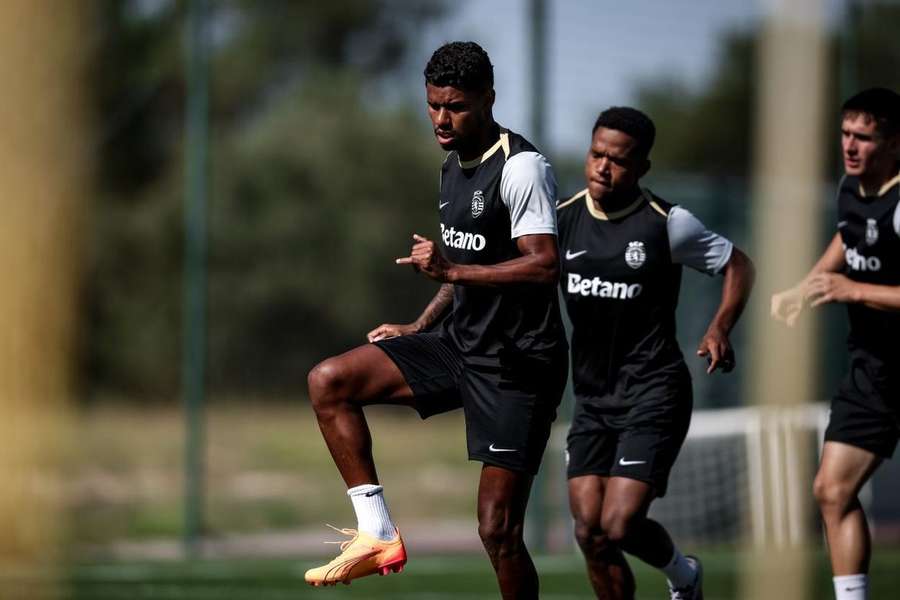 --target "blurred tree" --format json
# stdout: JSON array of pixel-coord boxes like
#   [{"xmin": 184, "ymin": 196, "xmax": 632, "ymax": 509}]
[
  {"xmin": 635, "ymin": 33, "xmax": 755, "ymax": 178},
  {"xmin": 635, "ymin": 1, "xmax": 900, "ymax": 178},
  {"xmin": 82, "ymin": 0, "xmax": 445, "ymax": 398},
  {"xmin": 207, "ymin": 75, "xmax": 442, "ymax": 394}
]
